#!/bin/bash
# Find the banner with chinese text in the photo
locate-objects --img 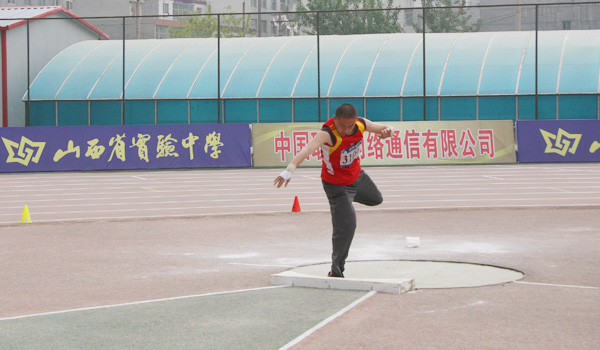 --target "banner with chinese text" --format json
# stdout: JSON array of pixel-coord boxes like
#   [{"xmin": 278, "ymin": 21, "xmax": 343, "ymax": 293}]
[
  {"xmin": 0, "ymin": 124, "xmax": 251, "ymax": 173},
  {"xmin": 252, "ymin": 121, "xmax": 516, "ymax": 167},
  {"xmin": 516, "ymin": 120, "xmax": 600, "ymax": 163}
]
